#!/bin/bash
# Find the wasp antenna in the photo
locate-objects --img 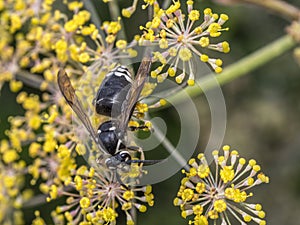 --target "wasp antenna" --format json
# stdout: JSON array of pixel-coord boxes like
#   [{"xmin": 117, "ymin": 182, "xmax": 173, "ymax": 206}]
[{"xmin": 126, "ymin": 159, "xmax": 162, "ymax": 166}]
